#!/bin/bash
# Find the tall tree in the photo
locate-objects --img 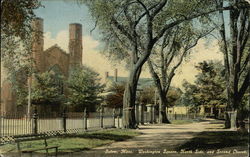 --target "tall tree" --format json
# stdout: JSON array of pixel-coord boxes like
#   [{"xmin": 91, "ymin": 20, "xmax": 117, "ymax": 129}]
[
  {"xmin": 214, "ymin": 0, "xmax": 250, "ymax": 128},
  {"xmin": 147, "ymin": 22, "xmax": 213, "ymax": 123},
  {"xmin": 181, "ymin": 61, "xmax": 227, "ymax": 115},
  {"xmin": 1, "ymin": 0, "xmax": 40, "ymax": 114},
  {"xmin": 194, "ymin": 61, "xmax": 227, "ymax": 118},
  {"xmin": 81, "ymin": 0, "xmax": 249, "ymax": 128}
]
